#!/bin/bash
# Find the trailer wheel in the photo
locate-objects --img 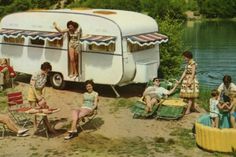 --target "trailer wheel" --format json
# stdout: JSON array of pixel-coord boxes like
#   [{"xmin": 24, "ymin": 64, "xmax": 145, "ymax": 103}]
[{"xmin": 50, "ymin": 72, "xmax": 66, "ymax": 89}]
